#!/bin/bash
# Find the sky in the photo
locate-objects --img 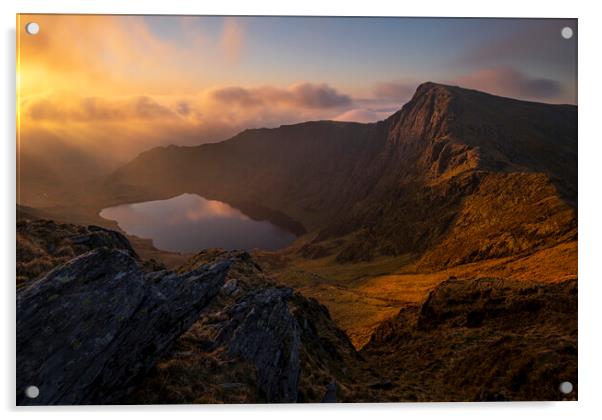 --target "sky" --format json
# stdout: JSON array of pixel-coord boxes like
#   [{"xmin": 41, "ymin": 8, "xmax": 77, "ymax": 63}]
[{"xmin": 17, "ymin": 15, "xmax": 577, "ymax": 163}]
